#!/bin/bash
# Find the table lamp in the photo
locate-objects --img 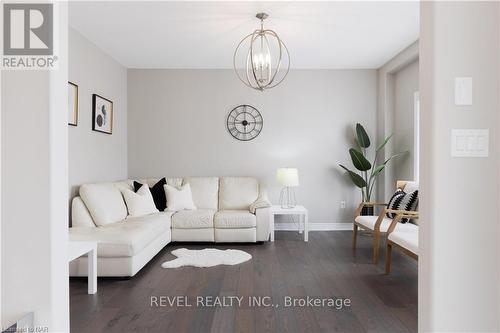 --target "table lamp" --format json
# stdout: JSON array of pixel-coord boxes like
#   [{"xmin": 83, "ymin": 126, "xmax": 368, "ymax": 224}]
[{"xmin": 277, "ymin": 168, "xmax": 299, "ymax": 209}]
